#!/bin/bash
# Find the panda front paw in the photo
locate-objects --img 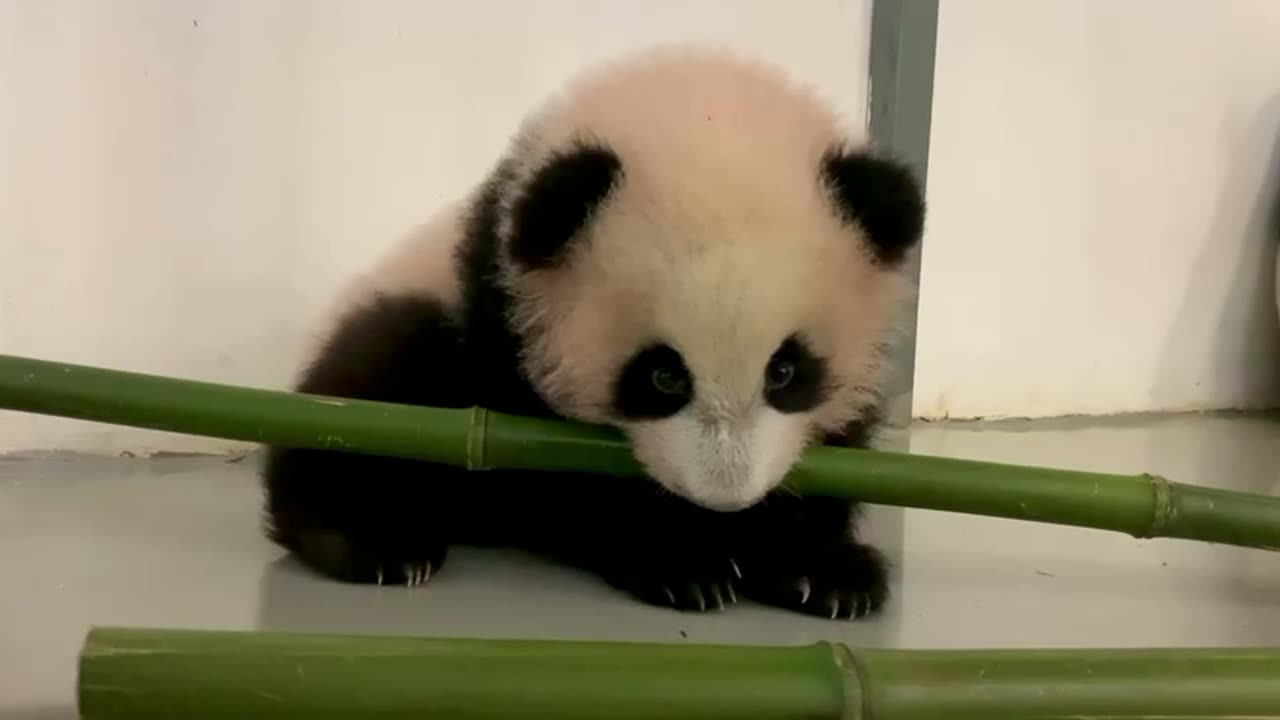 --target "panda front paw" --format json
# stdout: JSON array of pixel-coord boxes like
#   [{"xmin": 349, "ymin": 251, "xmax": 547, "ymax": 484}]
[
  {"xmin": 291, "ymin": 527, "xmax": 450, "ymax": 589},
  {"xmin": 610, "ymin": 551, "xmax": 743, "ymax": 613},
  {"xmin": 742, "ymin": 539, "xmax": 889, "ymax": 620}
]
